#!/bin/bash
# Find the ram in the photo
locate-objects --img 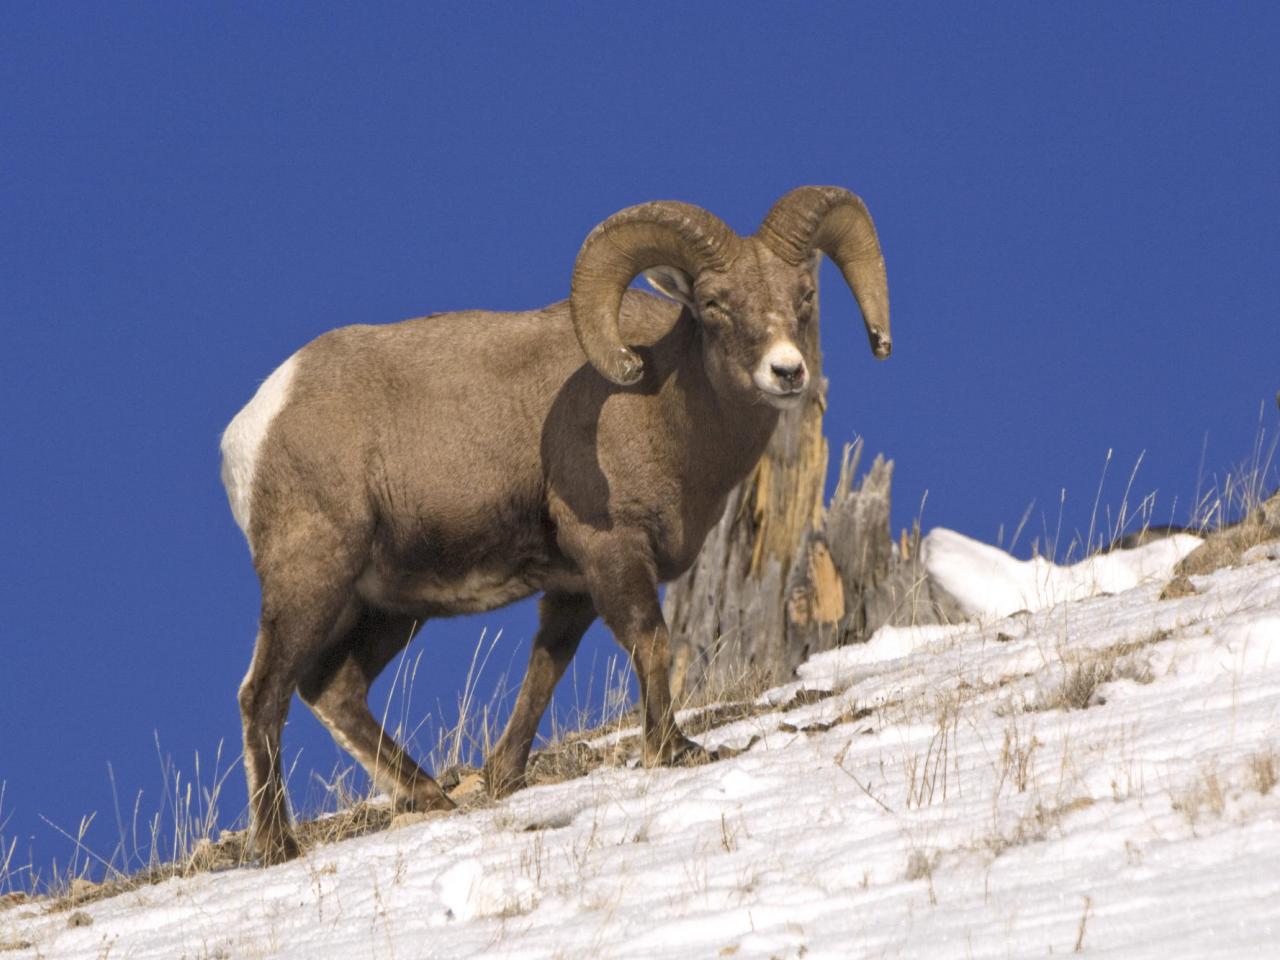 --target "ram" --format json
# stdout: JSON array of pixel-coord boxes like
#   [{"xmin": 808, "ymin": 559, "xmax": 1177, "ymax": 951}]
[{"xmin": 221, "ymin": 186, "xmax": 891, "ymax": 863}]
